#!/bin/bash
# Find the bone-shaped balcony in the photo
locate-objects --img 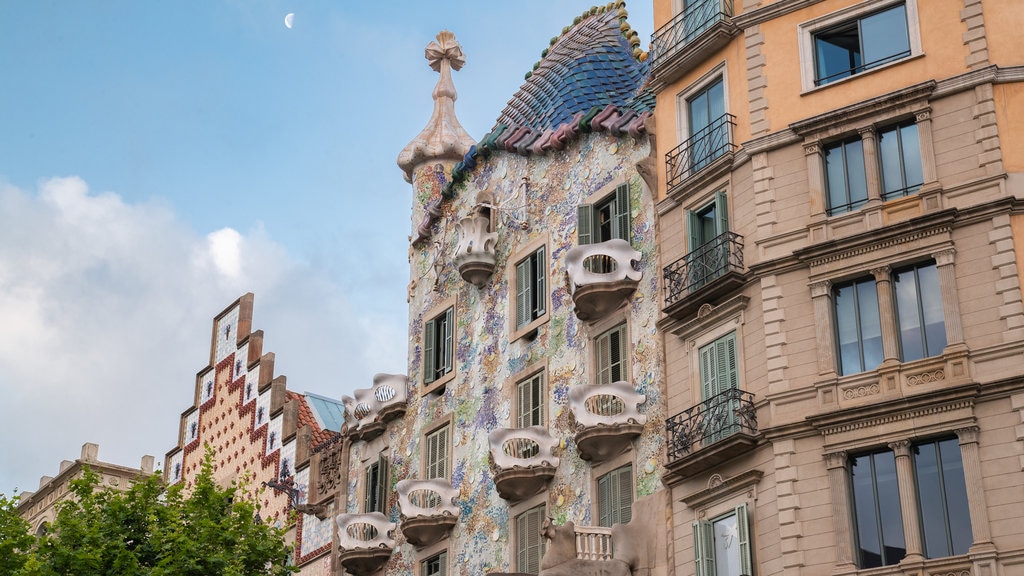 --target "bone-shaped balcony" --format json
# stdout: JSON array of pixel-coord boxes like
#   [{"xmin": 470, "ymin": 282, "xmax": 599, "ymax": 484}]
[
  {"xmin": 396, "ymin": 479, "xmax": 460, "ymax": 547},
  {"xmin": 488, "ymin": 426, "xmax": 559, "ymax": 502},
  {"xmin": 454, "ymin": 208, "xmax": 497, "ymax": 287},
  {"xmin": 569, "ymin": 381, "xmax": 647, "ymax": 463},
  {"xmin": 343, "ymin": 374, "xmax": 409, "ymax": 442},
  {"xmin": 336, "ymin": 512, "xmax": 396, "ymax": 575},
  {"xmin": 565, "ymin": 239, "xmax": 642, "ymax": 322}
]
